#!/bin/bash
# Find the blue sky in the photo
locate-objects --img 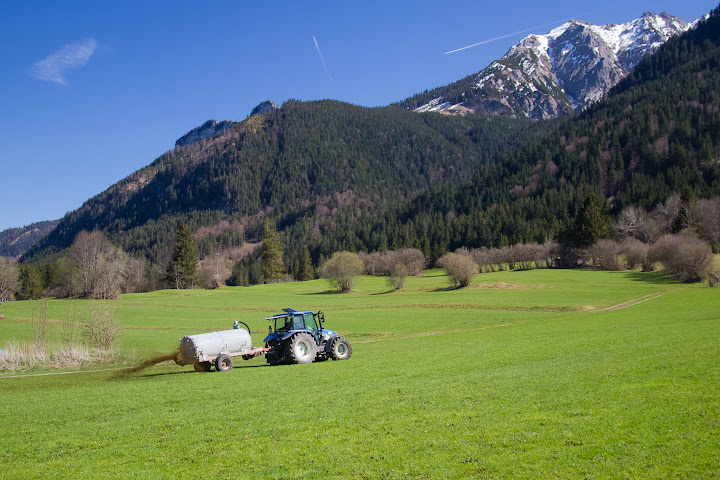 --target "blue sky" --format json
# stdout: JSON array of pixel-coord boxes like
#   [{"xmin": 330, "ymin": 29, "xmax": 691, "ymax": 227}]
[{"xmin": 0, "ymin": 0, "xmax": 714, "ymax": 231}]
